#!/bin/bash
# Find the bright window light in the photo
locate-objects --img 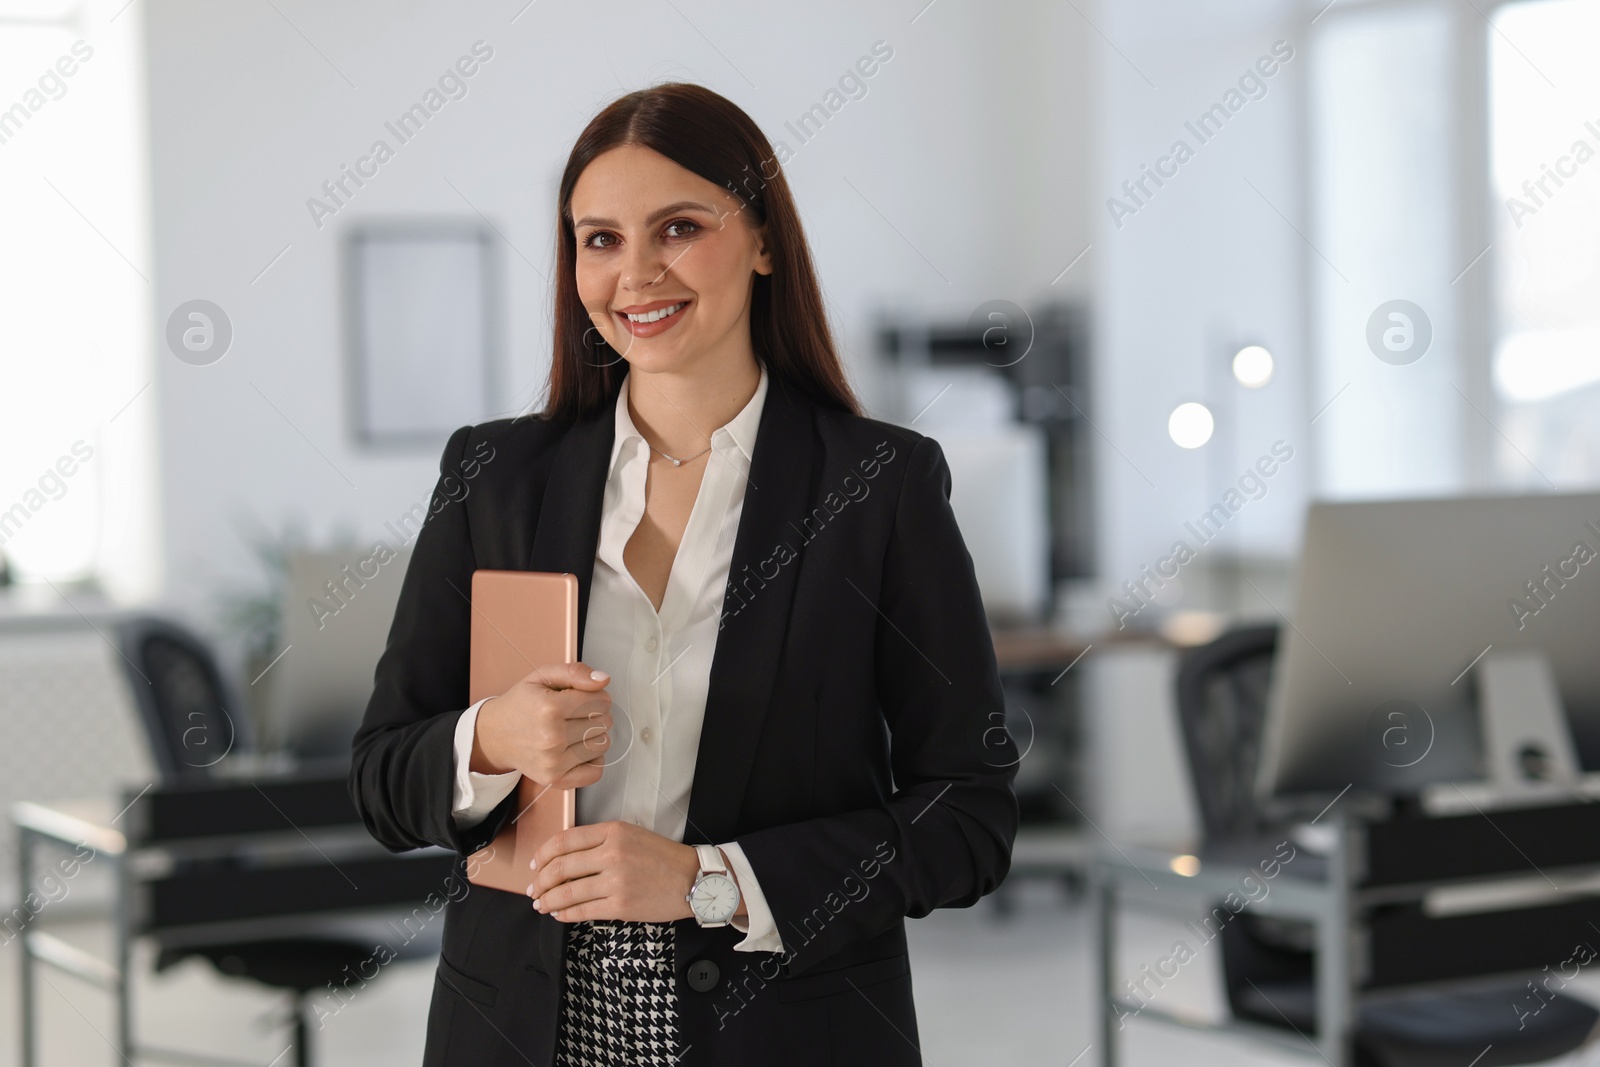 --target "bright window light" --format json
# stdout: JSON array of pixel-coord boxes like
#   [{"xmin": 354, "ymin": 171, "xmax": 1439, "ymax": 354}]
[
  {"xmin": 1488, "ymin": 0, "xmax": 1600, "ymax": 487},
  {"xmin": 1494, "ymin": 326, "xmax": 1600, "ymax": 402},
  {"xmin": 0, "ymin": 8, "xmax": 155, "ymax": 590}
]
